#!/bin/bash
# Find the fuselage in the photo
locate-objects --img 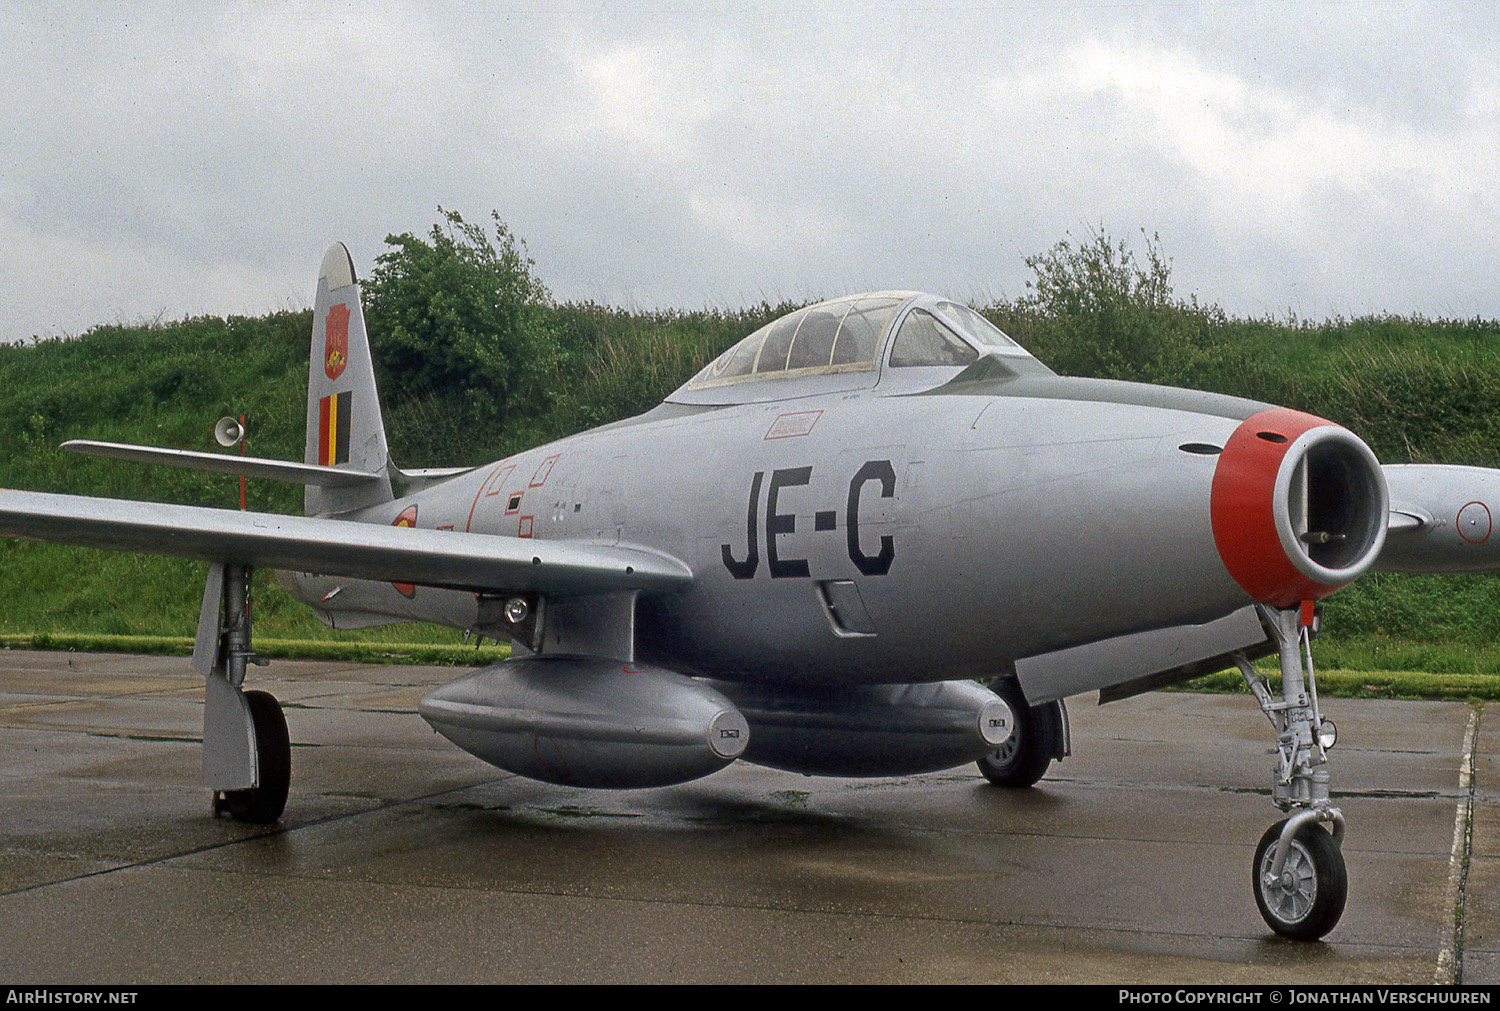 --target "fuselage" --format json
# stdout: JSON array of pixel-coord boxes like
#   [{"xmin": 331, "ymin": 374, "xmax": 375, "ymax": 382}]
[
  {"xmin": 291, "ymin": 380, "xmax": 1282, "ymax": 686},
  {"xmin": 284, "ymin": 292, "xmax": 1388, "ymax": 689}
]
